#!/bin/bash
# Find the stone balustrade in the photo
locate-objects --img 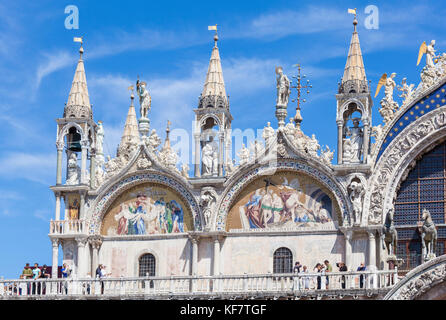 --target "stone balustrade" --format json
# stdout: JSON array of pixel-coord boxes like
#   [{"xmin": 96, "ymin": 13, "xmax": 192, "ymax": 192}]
[
  {"xmin": 0, "ymin": 270, "xmax": 398, "ymax": 299},
  {"xmin": 49, "ymin": 219, "xmax": 87, "ymax": 235}
]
